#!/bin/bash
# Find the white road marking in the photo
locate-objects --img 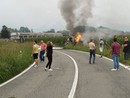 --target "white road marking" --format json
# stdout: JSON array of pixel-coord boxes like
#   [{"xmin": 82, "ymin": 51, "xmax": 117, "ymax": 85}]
[
  {"xmin": 1, "ymin": 48, "xmax": 128, "ymax": 97},
  {"xmin": 53, "ymin": 47, "xmax": 63, "ymax": 50},
  {"xmin": 70, "ymin": 50, "xmax": 130, "ymax": 70},
  {"xmin": 103, "ymin": 56, "xmax": 130, "ymax": 70},
  {"xmin": 55, "ymin": 51, "xmax": 78, "ymax": 98},
  {"xmin": 0, "ymin": 62, "xmax": 35, "ymax": 88}
]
